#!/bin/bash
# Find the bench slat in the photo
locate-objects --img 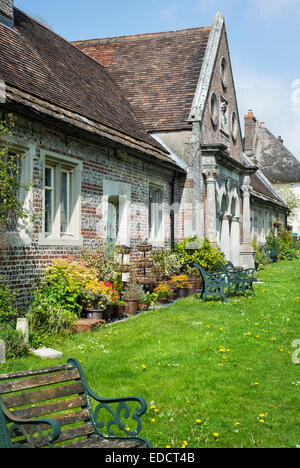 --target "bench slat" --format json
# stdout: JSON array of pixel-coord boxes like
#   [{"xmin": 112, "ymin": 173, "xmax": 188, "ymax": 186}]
[
  {"xmin": 0, "ymin": 369, "xmax": 80, "ymax": 395},
  {"xmin": 11, "ymin": 395, "xmax": 87, "ymax": 420},
  {"xmin": 0, "ymin": 365, "xmax": 73, "ymax": 381},
  {"xmin": 53, "ymin": 422, "xmax": 95, "ymax": 445},
  {"xmin": 3, "ymin": 381, "xmax": 85, "ymax": 409}
]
